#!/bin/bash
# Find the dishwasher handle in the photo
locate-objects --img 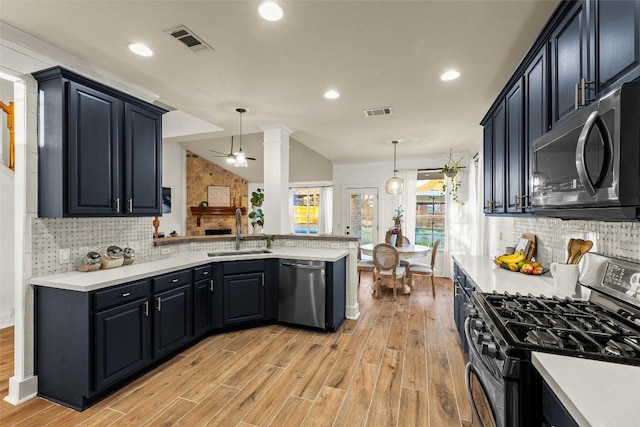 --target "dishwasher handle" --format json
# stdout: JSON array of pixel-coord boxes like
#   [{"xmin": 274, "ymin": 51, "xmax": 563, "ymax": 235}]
[{"xmin": 280, "ymin": 261, "xmax": 325, "ymax": 271}]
